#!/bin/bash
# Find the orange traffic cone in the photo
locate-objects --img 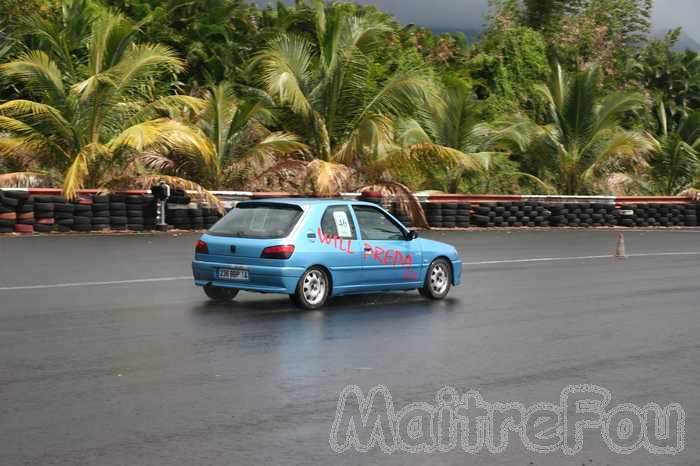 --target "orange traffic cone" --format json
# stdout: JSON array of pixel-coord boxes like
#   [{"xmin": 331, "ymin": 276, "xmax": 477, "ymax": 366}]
[{"xmin": 615, "ymin": 233, "xmax": 627, "ymax": 259}]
